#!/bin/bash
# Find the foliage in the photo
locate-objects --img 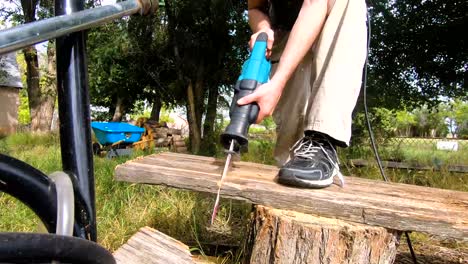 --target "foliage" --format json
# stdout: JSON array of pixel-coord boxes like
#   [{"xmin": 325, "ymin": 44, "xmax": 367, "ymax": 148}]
[
  {"xmin": 260, "ymin": 116, "xmax": 276, "ymax": 131},
  {"xmin": 448, "ymin": 99, "xmax": 468, "ymax": 138},
  {"xmin": 394, "ymin": 109, "xmax": 416, "ymax": 137},
  {"xmin": 352, "ymin": 100, "xmax": 467, "ymax": 144},
  {"xmin": 367, "ymin": 0, "xmax": 467, "ymax": 109},
  {"xmin": 128, "ymin": 105, "xmax": 174, "ymax": 123},
  {"xmin": 18, "ymin": 89, "xmax": 30, "ymax": 125},
  {"xmin": 351, "ymin": 108, "xmax": 396, "ymax": 145}
]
